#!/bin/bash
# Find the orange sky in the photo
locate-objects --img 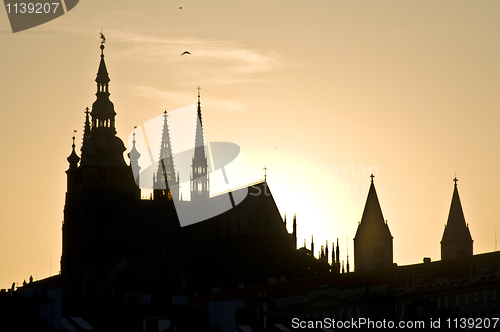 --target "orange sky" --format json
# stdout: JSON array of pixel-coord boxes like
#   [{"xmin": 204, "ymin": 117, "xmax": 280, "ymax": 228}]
[{"xmin": 1, "ymin": 0, "xmax": 500, "ymax": 288}]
